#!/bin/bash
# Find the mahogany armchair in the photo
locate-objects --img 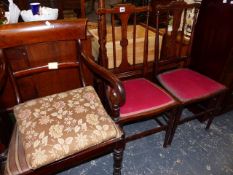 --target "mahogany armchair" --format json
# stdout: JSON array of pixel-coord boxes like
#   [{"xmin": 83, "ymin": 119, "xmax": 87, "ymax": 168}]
[
  {"xmin": 94, "ymin": 1, "xmax": 180, "ymax": 147},
  {"xmin": 0, "ymin": 19, "xmax": 125, "ymax": 175},
  {"xmin": 153, "ymin": 1, "xmax": 227, "ymax": 144}
]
